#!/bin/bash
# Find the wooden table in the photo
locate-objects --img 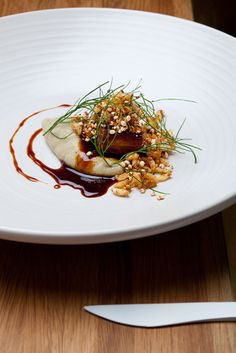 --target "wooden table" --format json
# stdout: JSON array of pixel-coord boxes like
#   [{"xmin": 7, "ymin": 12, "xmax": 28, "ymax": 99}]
[{"xmin": 0, "ymin": 1, "xmax": 235, "ymax": 352}]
